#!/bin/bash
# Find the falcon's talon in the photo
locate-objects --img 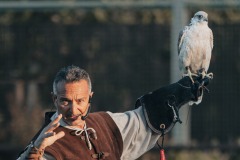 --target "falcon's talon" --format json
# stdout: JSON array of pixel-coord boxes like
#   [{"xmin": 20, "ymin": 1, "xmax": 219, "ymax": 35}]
[
  {"xmin": 206, "ymin": 72, "xmax": 213, "ymax": 79},
  {"xmin": 182, "ymin": 74, "xmax": 194, "ymax": 83},
  {"xmin": 182, "ymin": 70, "xmax": 197, "ymax": 84},
  {"xmin": 197, "ymin": 69, "xmax": 206, "ymax": 79},
  {"xmin": 189, "ymin": 76, "xmax": 194, "ymax": 84}
]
